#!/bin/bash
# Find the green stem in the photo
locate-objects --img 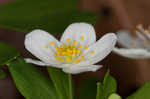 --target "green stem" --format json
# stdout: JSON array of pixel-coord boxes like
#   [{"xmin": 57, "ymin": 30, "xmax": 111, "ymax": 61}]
[
  {"xmin": 68, "ymin": 74, "xmax": 73, "ymax": 99},
  {"xmin": 96, "ymin": 82, "xmax": 101, "ymax": 99}
]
